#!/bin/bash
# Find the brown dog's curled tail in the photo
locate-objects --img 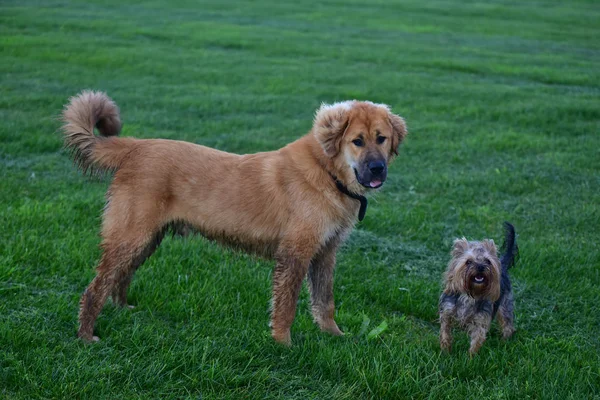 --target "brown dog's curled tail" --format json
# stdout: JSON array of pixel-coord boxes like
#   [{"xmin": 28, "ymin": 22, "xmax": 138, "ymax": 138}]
[{"xmin": 61, "ymin": 90, "xmax": 133, "ymax": 174}]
